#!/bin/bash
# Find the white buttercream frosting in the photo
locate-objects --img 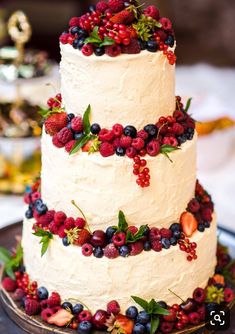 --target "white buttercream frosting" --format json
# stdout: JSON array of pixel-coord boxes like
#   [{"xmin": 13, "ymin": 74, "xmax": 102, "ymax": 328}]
[
  {"xmin": 41, "ymin": 131, "xmax": 197, "ymax": 230},
  {"xmin": 60, "ymin": 44, "xmax": 175, "ymax": 129},
  {"xmin": 22, "ymin": 216, "xmax": 217, "ymax": 312}
]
